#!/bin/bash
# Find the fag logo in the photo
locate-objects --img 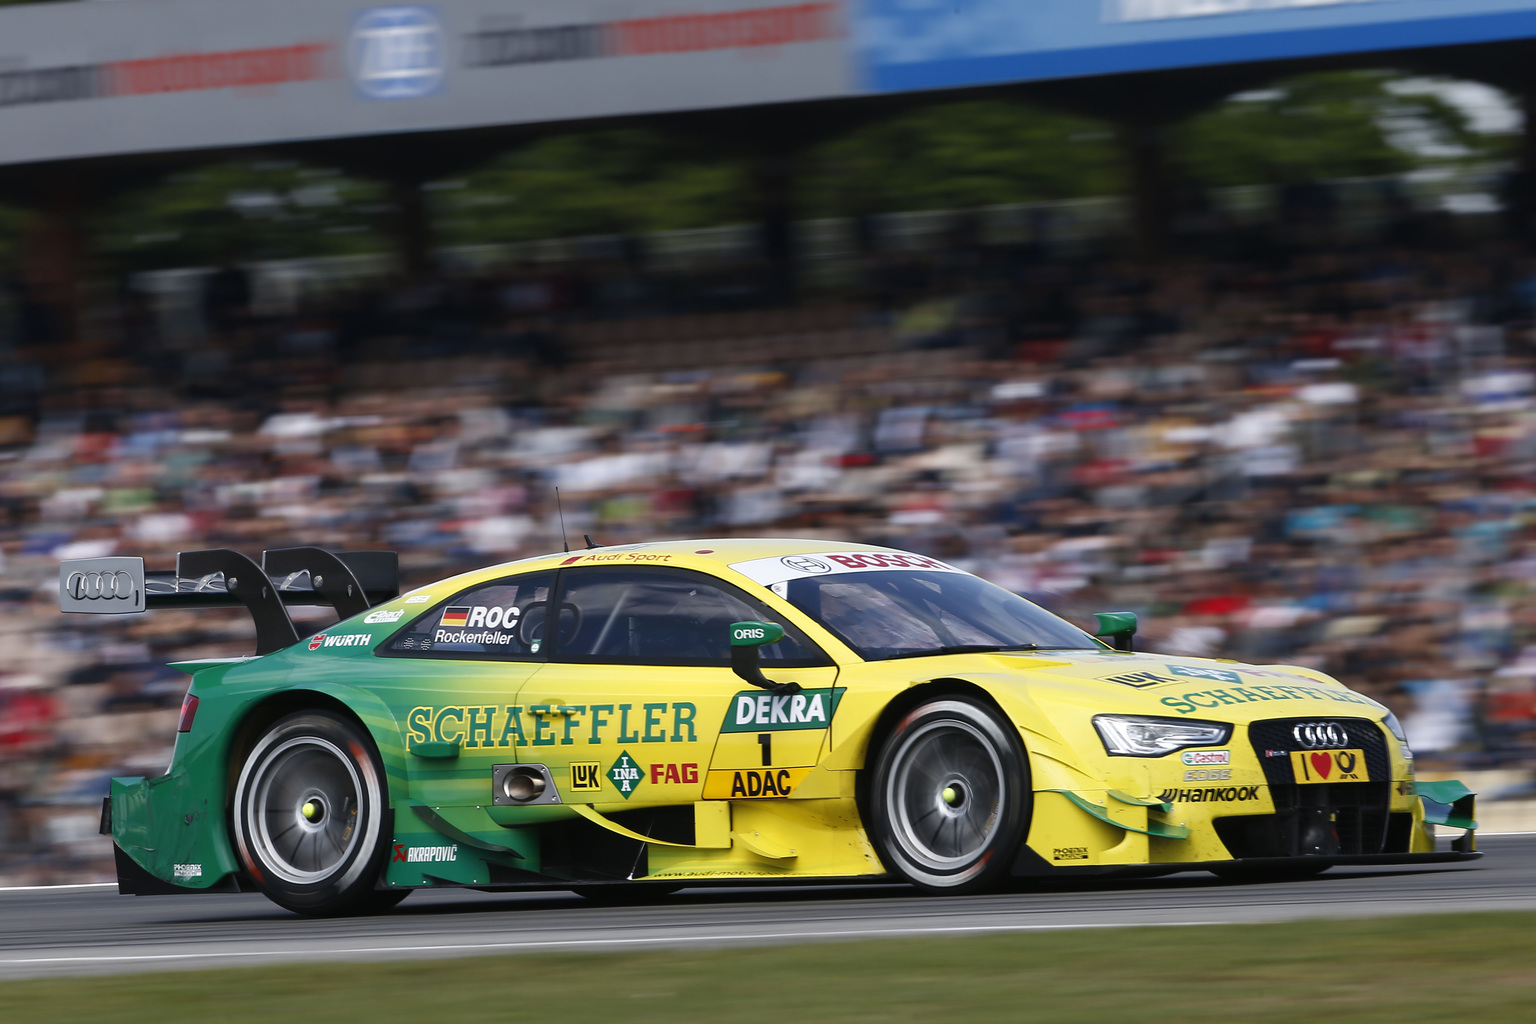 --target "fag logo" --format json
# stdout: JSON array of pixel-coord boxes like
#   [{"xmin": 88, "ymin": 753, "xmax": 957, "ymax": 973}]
[
  {"xmin": 438, "ymin": 606, "xmax": 470, "ymax": 628},
  {"xmin": 309, "ymin": 634, "xmax": 326, "ymax": 651},
  {"xmin": 649, "ymin": 763, "xmax": 699, "ymax": 785}
]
